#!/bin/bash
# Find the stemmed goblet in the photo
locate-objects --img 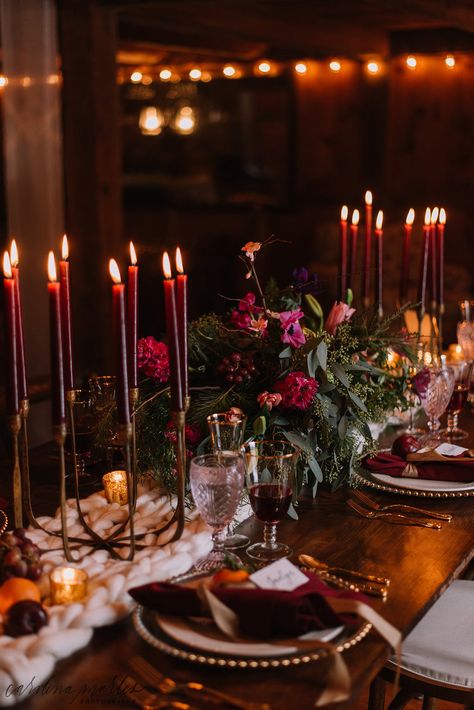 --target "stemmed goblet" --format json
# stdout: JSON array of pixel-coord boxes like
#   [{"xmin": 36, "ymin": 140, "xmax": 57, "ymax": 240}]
[
  {"xmin": 65, "ymin": 389, "xmax": 96, "ymax": 482},
  {"xmin": 189, "ymin": 452, "xmax": 245, "ymax": 572},
  {"xmin": 243, "ymin": 440, "xmax": 297, "ymax": 563},
  {"xmin": 414, "ymin": 364, "xmax": 455, "ymax": 447},
  {"xmin": 207, "ymin": 412, "xmax": 249, "ymax": 550},
  {"xmin": 439, "ymin": 361, "xmax": 473, "ymax": 441}
]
